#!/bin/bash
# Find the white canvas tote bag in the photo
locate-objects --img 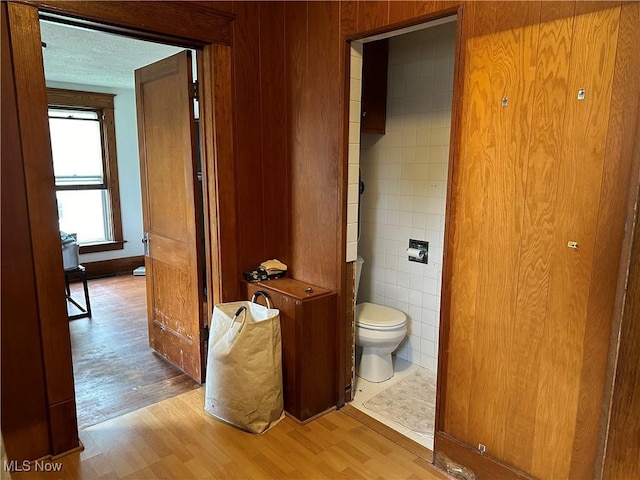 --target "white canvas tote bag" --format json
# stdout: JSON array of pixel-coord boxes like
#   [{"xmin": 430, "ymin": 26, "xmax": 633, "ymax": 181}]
[{"xmin": 204, "ymin": 294, "xmax": 284, "ymax": 434}]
